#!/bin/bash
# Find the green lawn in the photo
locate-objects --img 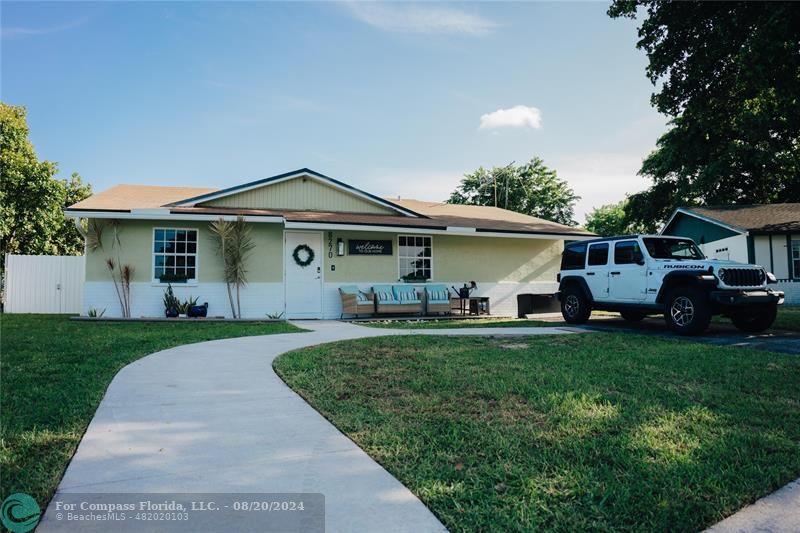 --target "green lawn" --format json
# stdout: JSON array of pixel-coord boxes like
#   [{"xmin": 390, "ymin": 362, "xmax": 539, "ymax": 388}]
[
  {"xmin": 0, "ymin": 314, "xmax": 302, "ymax": 507},
  {"xmin": 274, "ymin": 333, "xmax": 800, "ymax": 531}
]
